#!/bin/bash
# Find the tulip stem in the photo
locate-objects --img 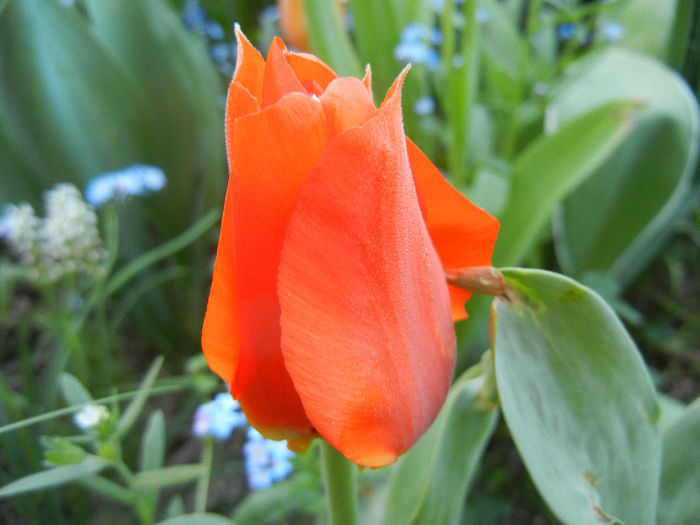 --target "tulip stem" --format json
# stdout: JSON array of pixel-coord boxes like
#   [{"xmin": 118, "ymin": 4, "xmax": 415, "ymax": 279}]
[{"xmin": 321, "ymin": 440, "xmax": 358, "ymax": 525}]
